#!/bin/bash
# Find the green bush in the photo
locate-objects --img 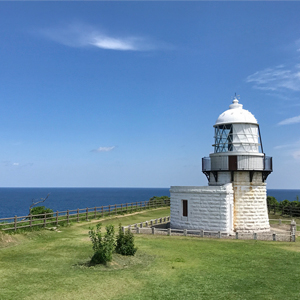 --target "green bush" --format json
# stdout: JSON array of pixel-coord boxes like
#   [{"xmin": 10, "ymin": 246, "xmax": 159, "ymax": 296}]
[
  {"xmin": 115, "ymin": 224, "xmax": 137, "ymax": 256},
  {"xmin": 30, "ymin": 206, "xmax": 53, "ymax": 218},
  {"xmin": 89, "ymin": 223, "xmax": 115, "ymax": 264},
  {"xmin": 148, "ymin": 196, "xmax": 170, "ymax": 206},
  {"xmin": 267, "ymin": 196, "xmax": 278, "ymax": 206}
]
